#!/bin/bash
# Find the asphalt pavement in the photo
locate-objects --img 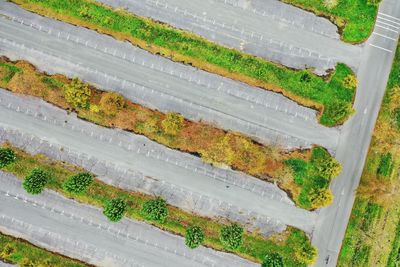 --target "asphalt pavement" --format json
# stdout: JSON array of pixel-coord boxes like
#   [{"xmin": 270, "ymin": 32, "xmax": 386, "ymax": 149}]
[
  {"xmin": 98, "ymin": 0, "xmax": 361, "ymax": 74},
  {"xmin": 0, "ymin": 89, "xmax": 317, "ymax": 233},
  {"xmin": 0, "ymin": 1, "xmax": 340, "ymax": 150},
  {"xmin": 0, "ymin": 171, "xmax": 257, "ymax": 267},
  {"xmin": 311, "ymin": 0, "xmax": 400, "ymax": 265}
]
